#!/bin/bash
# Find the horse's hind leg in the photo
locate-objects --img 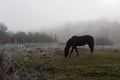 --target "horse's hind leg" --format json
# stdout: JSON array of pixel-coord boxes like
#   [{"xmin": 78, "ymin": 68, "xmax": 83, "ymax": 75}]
[
  {"xmin": 75, "ymin": 47, "xmax": 79, "ymax": 57},
  {"xmin": 88, "ymin": 44, "xmax": 94, "ymax": 54}
]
